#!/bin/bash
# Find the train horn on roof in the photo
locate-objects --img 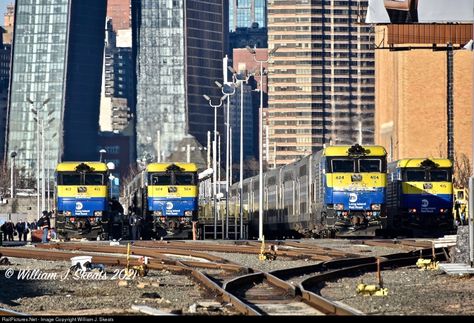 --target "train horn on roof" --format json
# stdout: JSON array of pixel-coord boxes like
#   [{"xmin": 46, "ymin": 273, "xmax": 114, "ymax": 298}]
[
  {"xmin": 75, "ymin": 163, "xmax": 95, "ymax": 173},
  {"xmin": 348, "ymin": 144, "xmax": 370, "ymax": 156},
  {"xmin": 420, "ymin": 159, "xmax": 439, "ymax": 168}
]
